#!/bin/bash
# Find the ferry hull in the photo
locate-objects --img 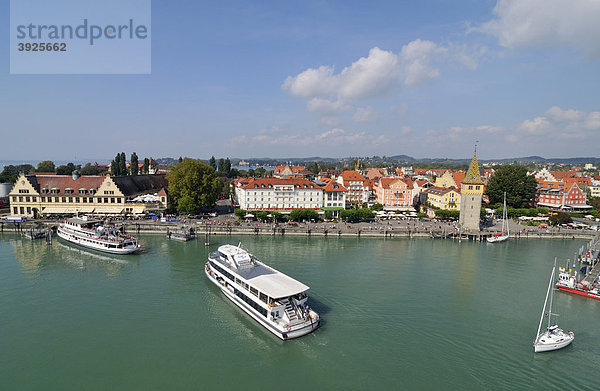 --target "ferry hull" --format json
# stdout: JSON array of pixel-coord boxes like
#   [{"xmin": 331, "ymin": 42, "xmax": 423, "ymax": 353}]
[
  {"xmin": 555, "ymin": 284, "xmax": 600, "ymax": 300},
  {"xmin": 204, "ymin": 265, "xmax": 319, "ymax": 340},
  {"xmin": 57, "ymin": 229, "xmax": 139, "ymax": 255}
]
